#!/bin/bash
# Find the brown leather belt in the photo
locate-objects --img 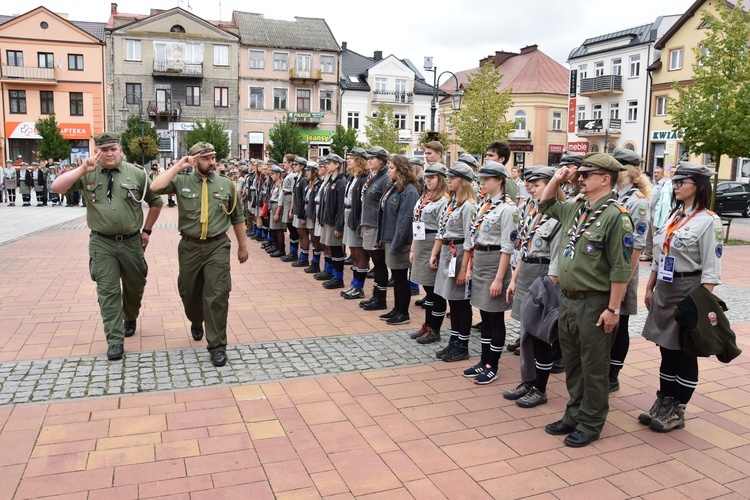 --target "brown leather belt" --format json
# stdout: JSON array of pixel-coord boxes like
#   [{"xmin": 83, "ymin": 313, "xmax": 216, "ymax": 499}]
[
  {"xmin": 181, "ymin": 233, "xmax": 228, "ymax": 243},
  {"xmin": 561, "ymin": 290, "xmax": 608, "ymax": 300}
]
